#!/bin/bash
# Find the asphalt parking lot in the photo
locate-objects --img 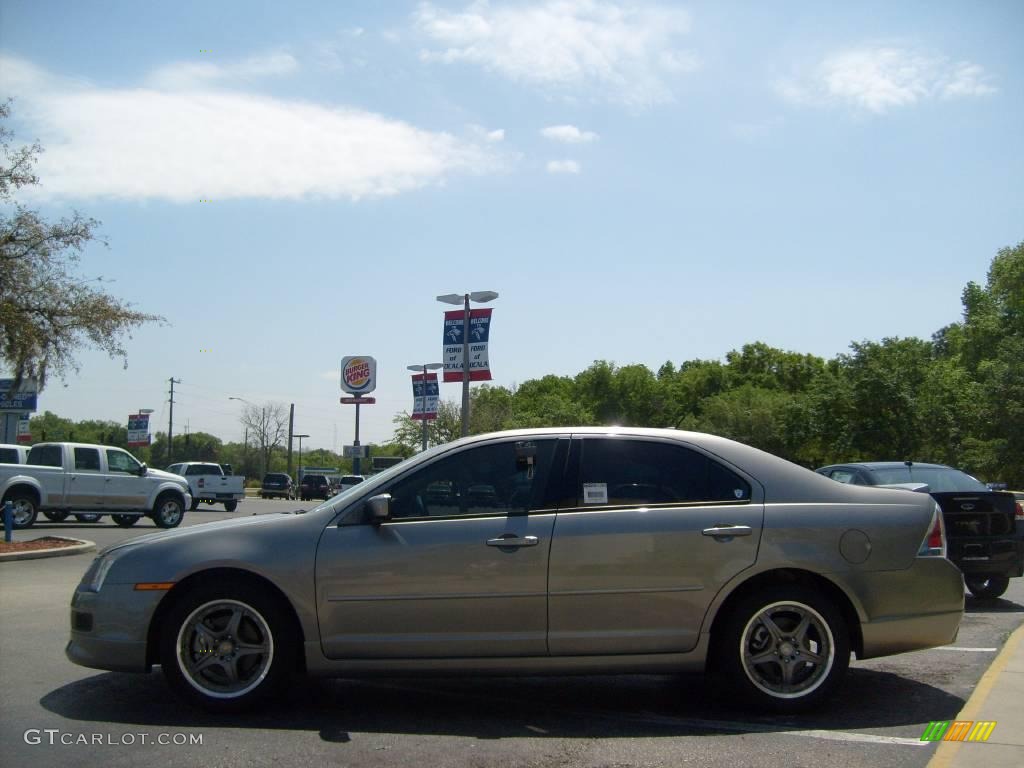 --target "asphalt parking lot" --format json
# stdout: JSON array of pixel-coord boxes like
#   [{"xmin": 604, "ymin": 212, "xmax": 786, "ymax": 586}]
[{"xmin": 1, "ymin": 498, "xmax": 1022, "ymax": 768}]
